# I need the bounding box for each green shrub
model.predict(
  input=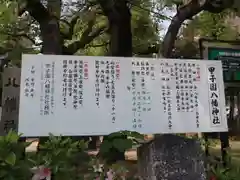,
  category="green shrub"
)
[0,130,33,180]
[0,131,141,179]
